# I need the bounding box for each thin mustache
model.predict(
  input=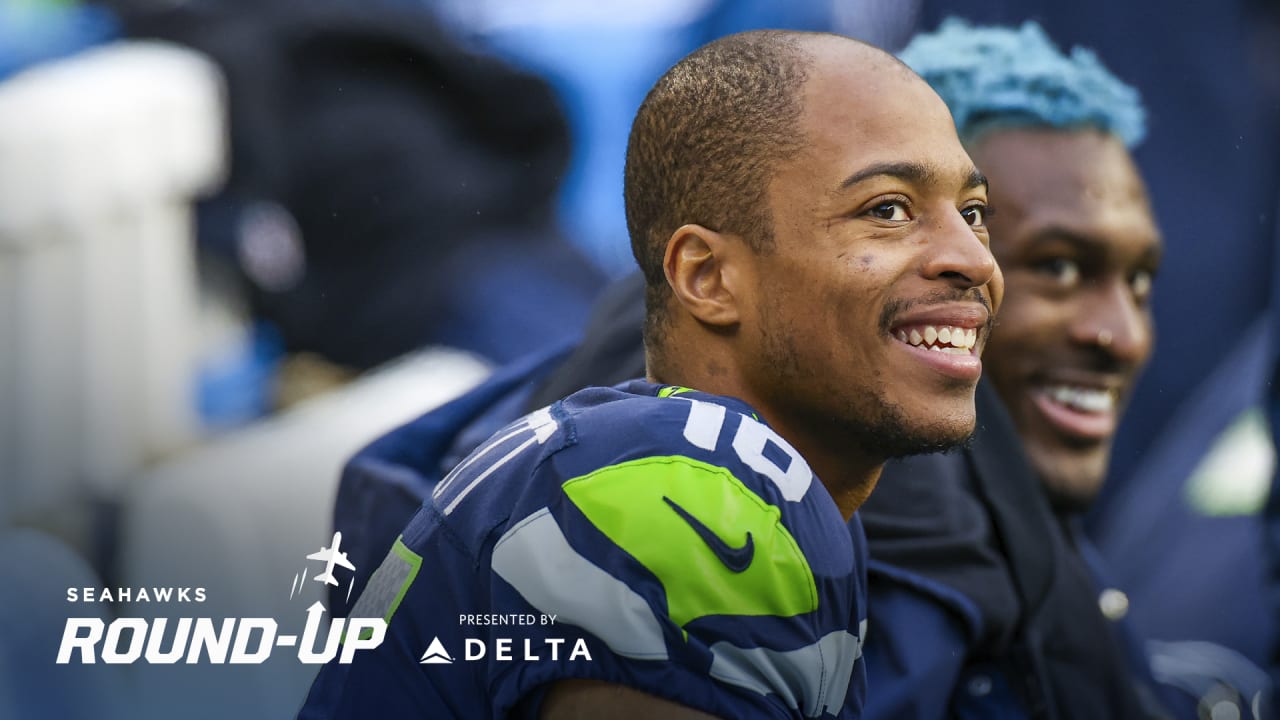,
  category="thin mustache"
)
[878,289,994,336]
